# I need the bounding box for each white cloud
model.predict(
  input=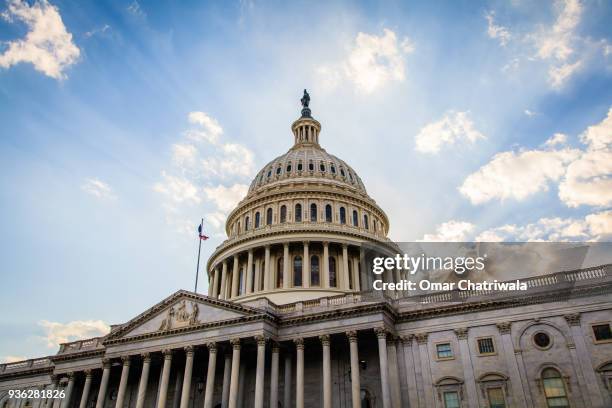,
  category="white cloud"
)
[544,133,567,147]
[476,210,612,241]
[203,184,248,213]
[579,107,612,149]
[38,320,110,349]
[1,355,27,363]
[153,172,201,205]
[186,111,223,145]
[126,0,146,17]
[415,111,485,154]
[533,0,582,62]
[420,220,475,242]
[201,143,255,180]
[318,29,414,94]
[459,148,580,204]
[81,178,116,200]
[206,211,227,229]
[485,11,511,46]
[0,0,80,79]
[548,60,582,89]
[524,109,538,117]
[172,143,198,169]
[84,24,110,39]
